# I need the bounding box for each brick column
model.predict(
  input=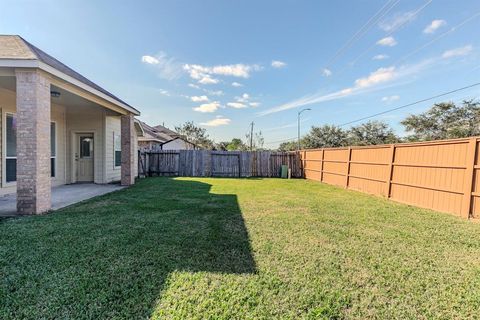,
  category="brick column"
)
[16,70,51,214]
[121,114,135,186]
